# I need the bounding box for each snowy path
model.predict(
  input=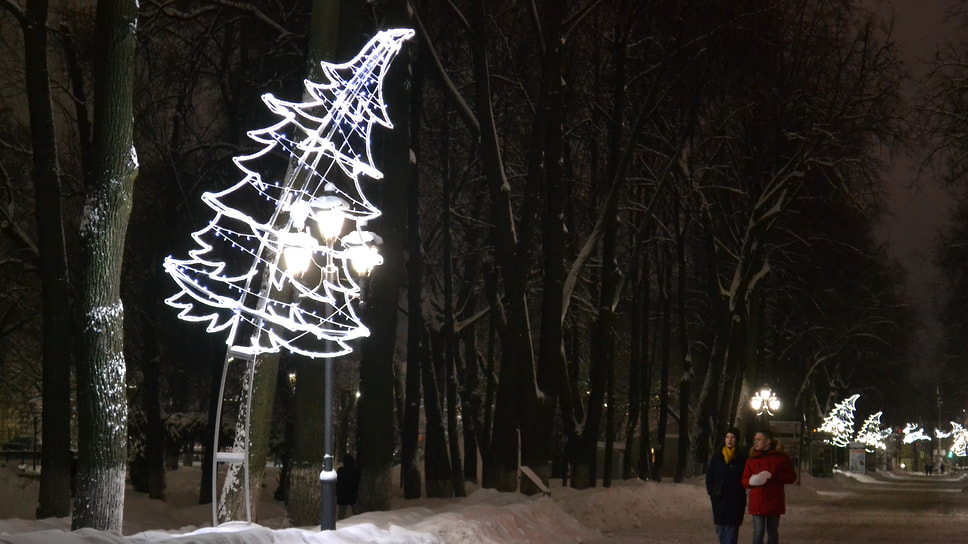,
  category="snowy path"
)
[4,462,968,543]
[584,470,968,543]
